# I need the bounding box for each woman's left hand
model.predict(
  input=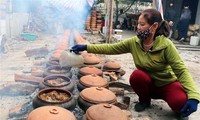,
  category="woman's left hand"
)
[180,99,199,117]
[70,45,87,54]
